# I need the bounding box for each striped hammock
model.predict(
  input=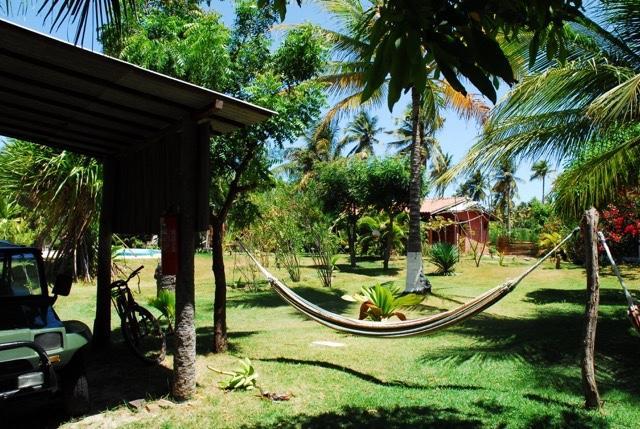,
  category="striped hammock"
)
[239,228,579,338]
